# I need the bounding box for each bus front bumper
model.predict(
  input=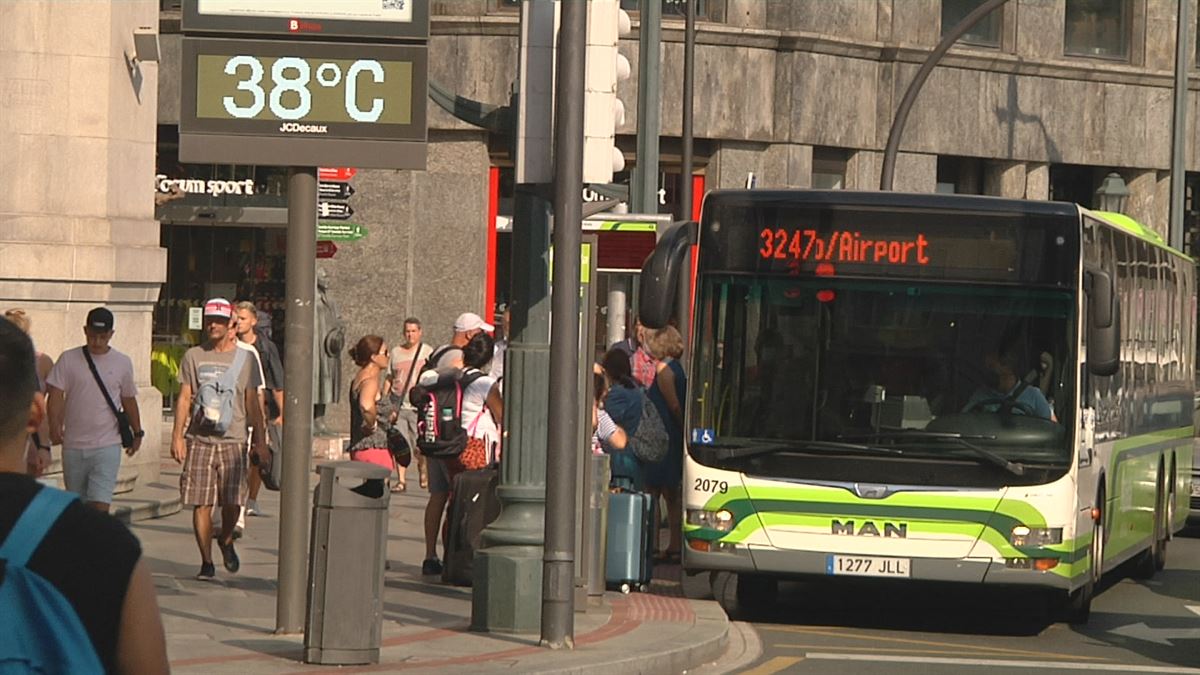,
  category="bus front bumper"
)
[684,545,1073,590]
